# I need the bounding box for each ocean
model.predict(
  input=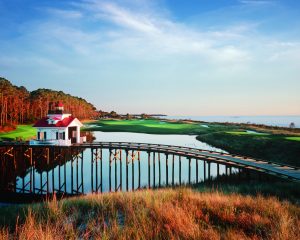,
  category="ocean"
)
[162,115,300,128]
